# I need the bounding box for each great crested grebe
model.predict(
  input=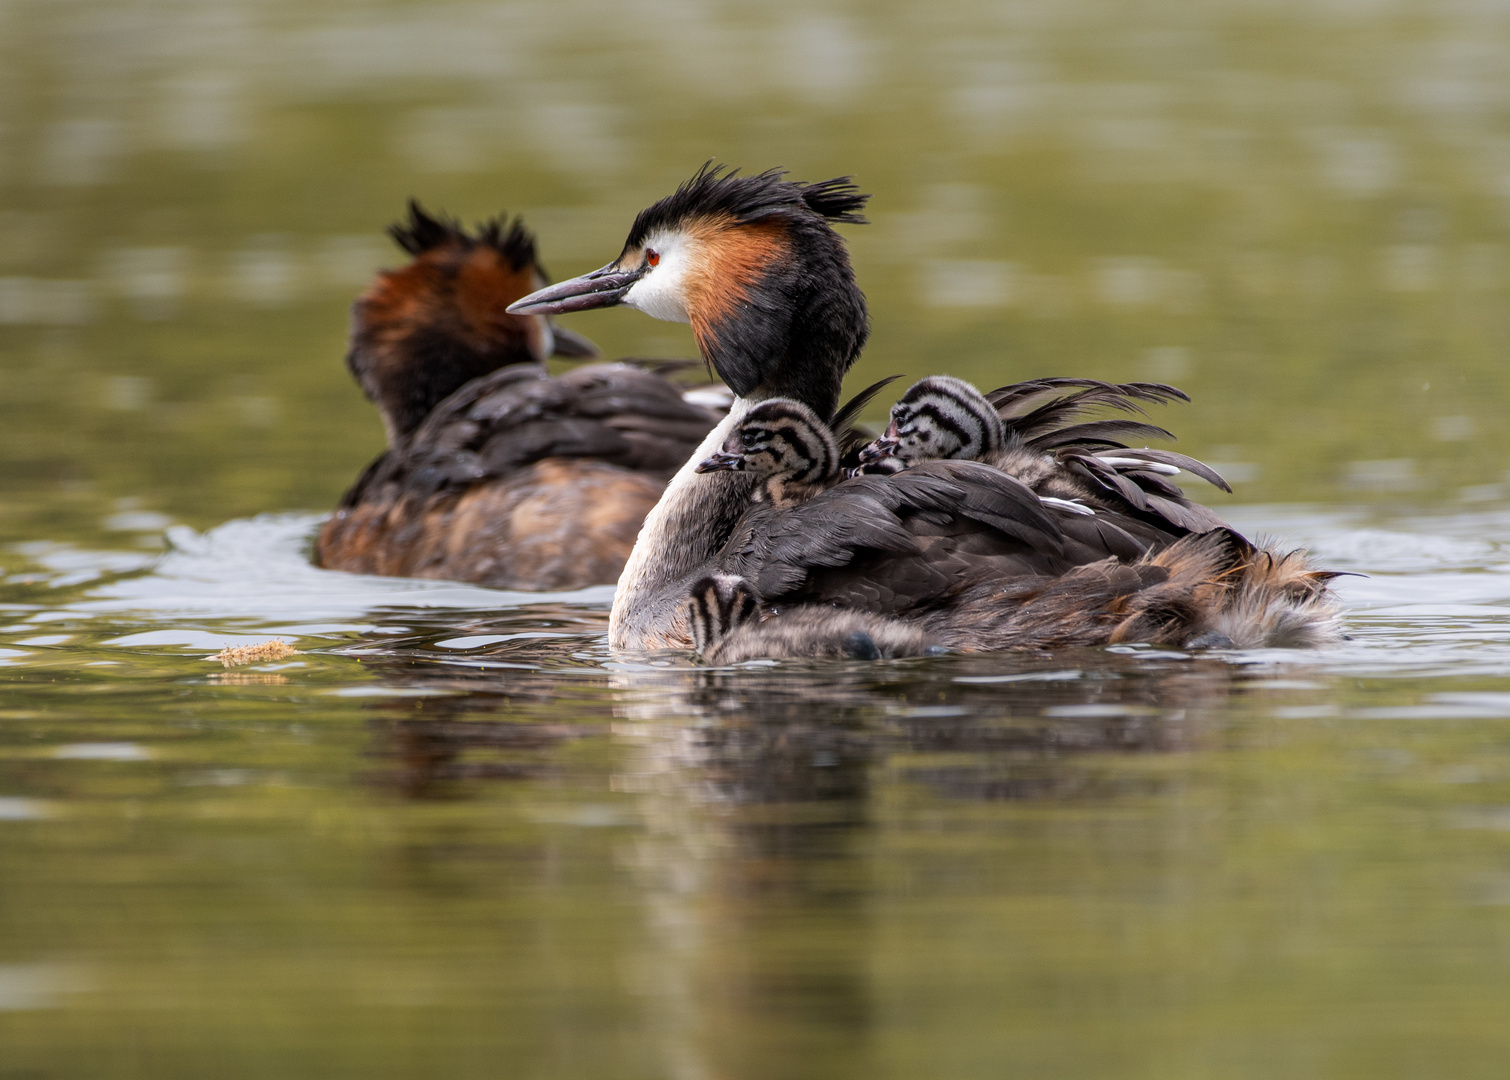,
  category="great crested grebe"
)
[507,165,1340,652]
[316,202,721,591]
